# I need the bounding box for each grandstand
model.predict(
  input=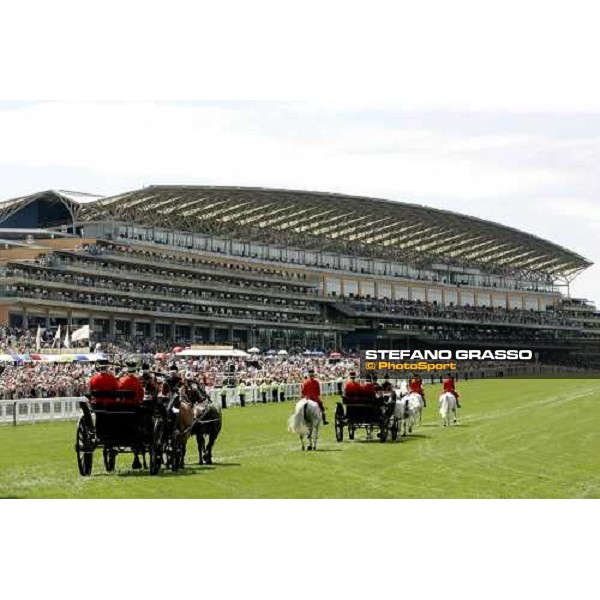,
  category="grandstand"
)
[0,186,598,365]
